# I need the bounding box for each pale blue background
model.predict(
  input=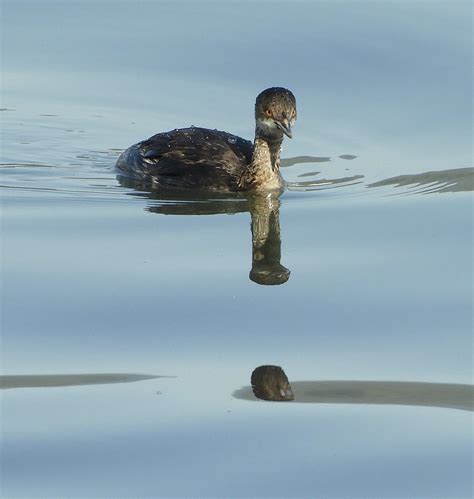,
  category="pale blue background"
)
[1,1,472,497]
